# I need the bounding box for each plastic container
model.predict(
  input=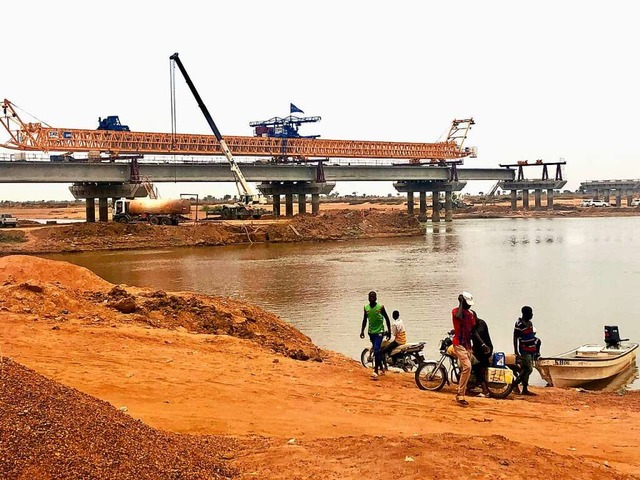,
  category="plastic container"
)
[492,352,505,368]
